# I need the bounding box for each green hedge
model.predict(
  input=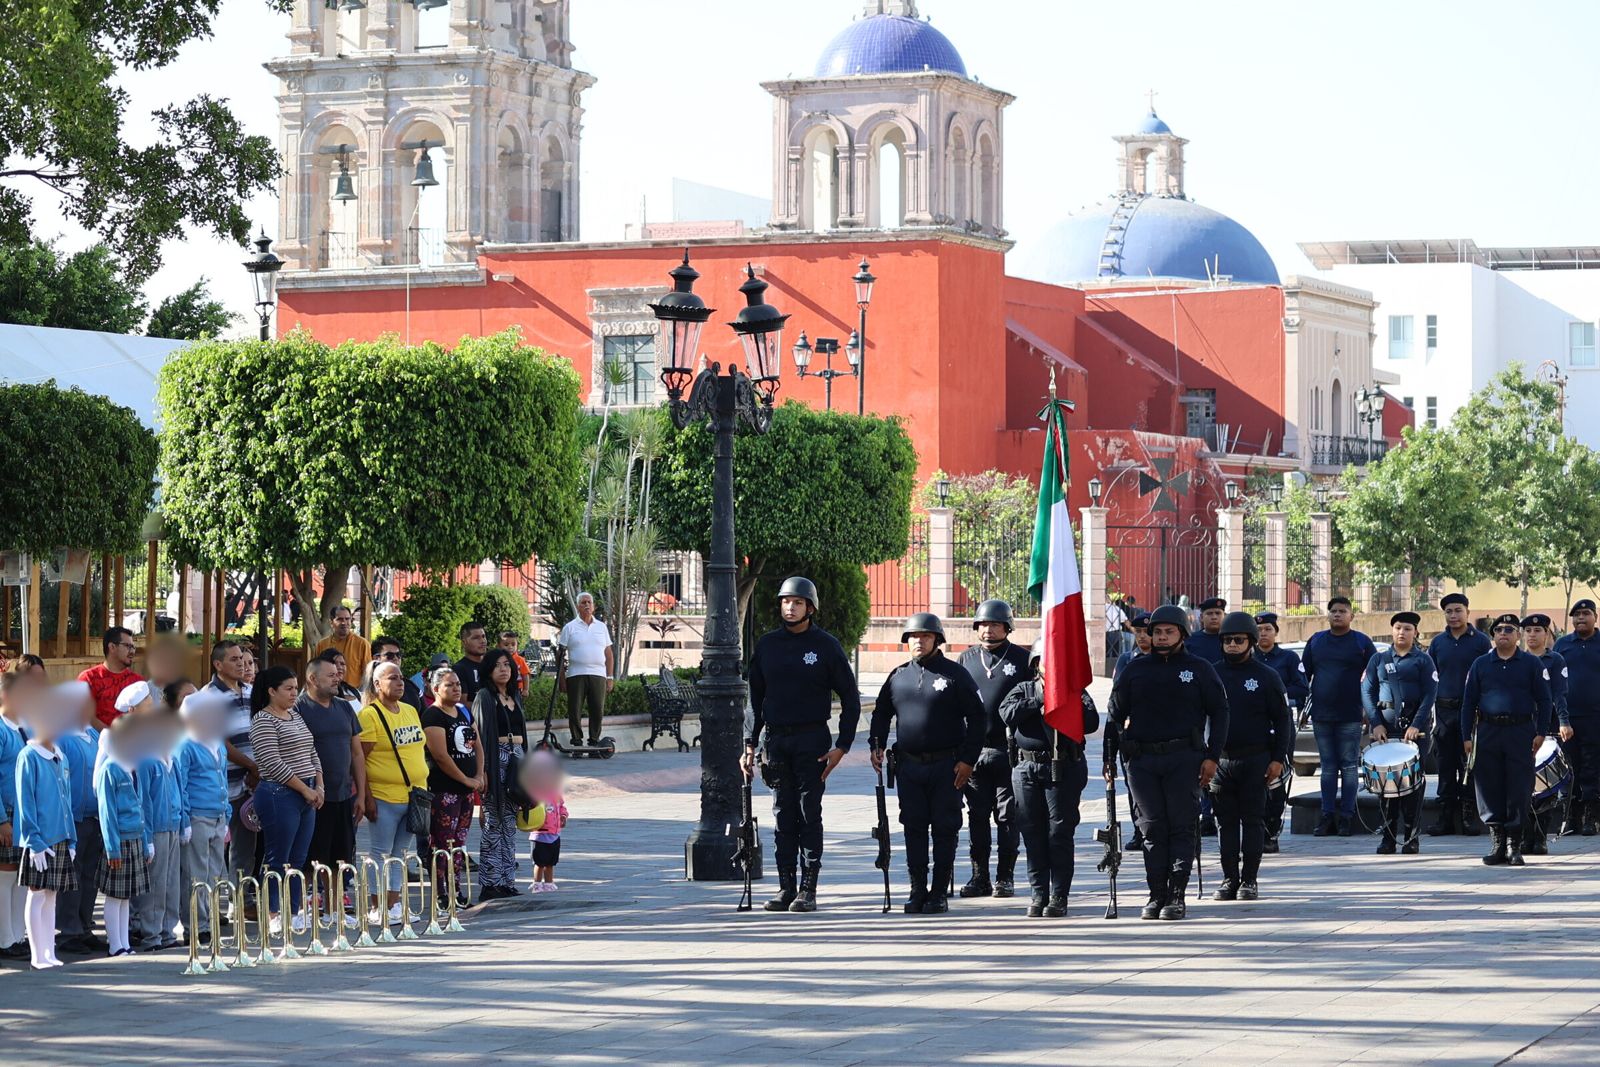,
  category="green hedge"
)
[383,583,532,664]
[522,667,699,722]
